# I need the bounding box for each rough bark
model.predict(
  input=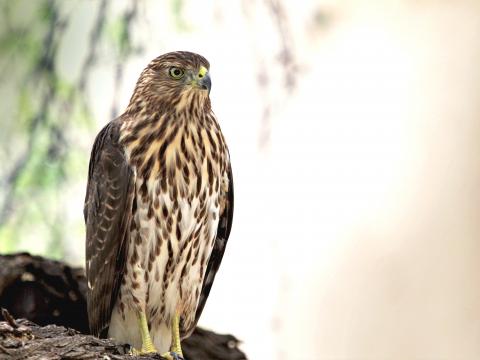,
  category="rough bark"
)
[0,253,246,360]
